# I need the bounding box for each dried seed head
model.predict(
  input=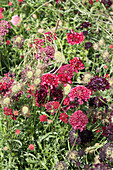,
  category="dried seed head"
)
[34,78,41,86]
[54,51,65,63]
[26,71,33,79]
[64,84,71,95]
[98,38,105,46]
[2,97,10,105]
[93,43,99,50]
